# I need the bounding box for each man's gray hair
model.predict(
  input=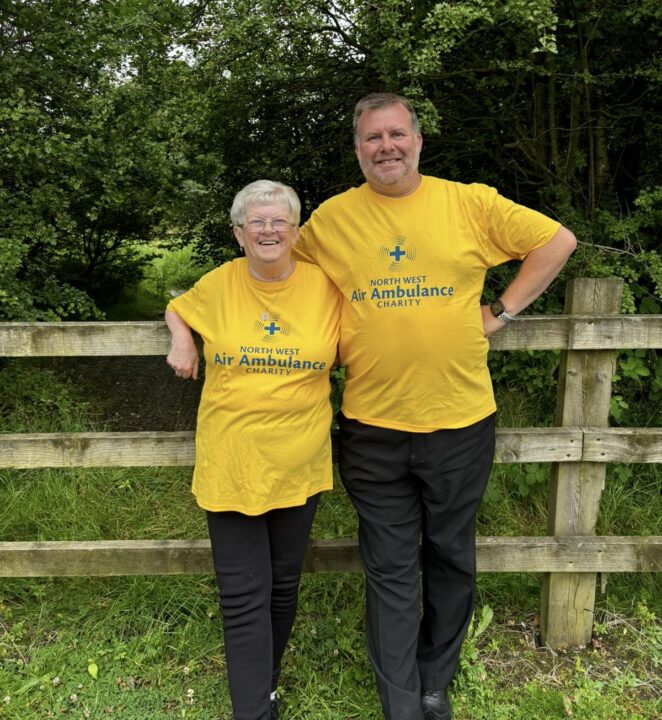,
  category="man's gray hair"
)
[353,92,421,143]
[230,180,301,226]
